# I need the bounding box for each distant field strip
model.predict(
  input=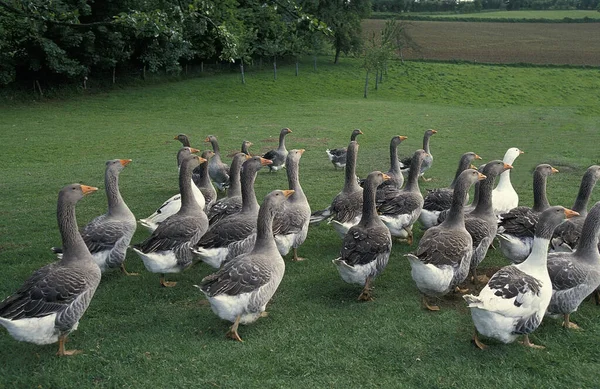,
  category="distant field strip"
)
[363,20,600,65]
[410,10,600,19]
